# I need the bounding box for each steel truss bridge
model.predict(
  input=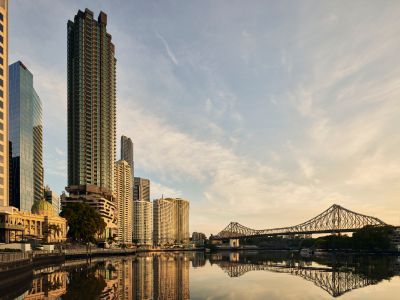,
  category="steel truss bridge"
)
[215,261,380,297]
[213,204,387,240]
